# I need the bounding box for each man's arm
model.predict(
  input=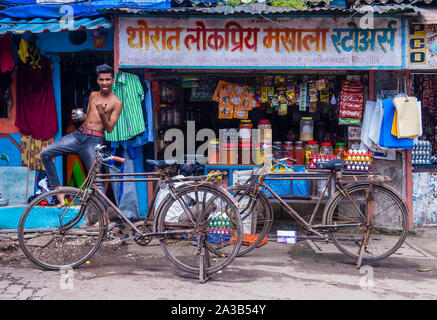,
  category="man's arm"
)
[96,99,122,133]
